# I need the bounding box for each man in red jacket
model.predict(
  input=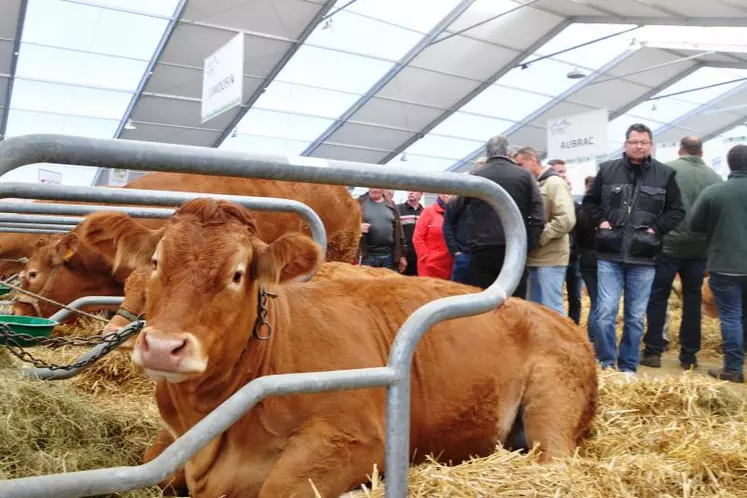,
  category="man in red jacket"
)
[412,194,453,280]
